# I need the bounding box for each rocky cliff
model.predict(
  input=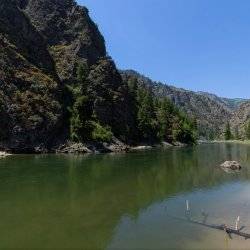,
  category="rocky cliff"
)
[0,0,131,152]
[0,0,63,152]
[18,0,106,82]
